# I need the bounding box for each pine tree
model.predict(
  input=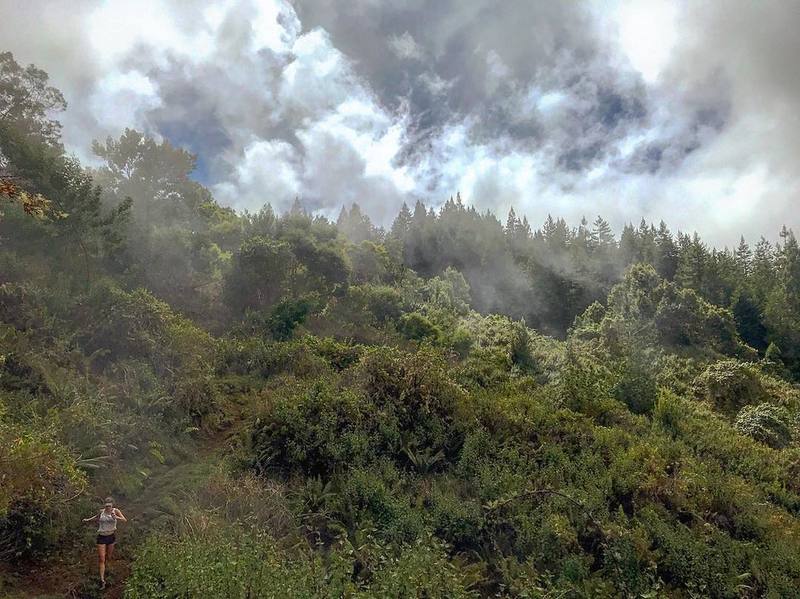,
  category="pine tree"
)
[764,228,800,377]
[505,207,519,239]
[778,227,800,300]
[336,203,375,243]
[751,237,775,306]
[619,224,639,266]
[591,216,615,252]
[519,215,532,240]
[735,236,752,276]
[571,217,591,272]
[289,197,305,216]
[654,221,678,280]
[390,202,412,240]
[676,233,707,292]
[335,205,347,228]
